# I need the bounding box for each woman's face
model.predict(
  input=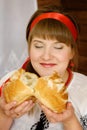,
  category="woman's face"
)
[29,37,74,77]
